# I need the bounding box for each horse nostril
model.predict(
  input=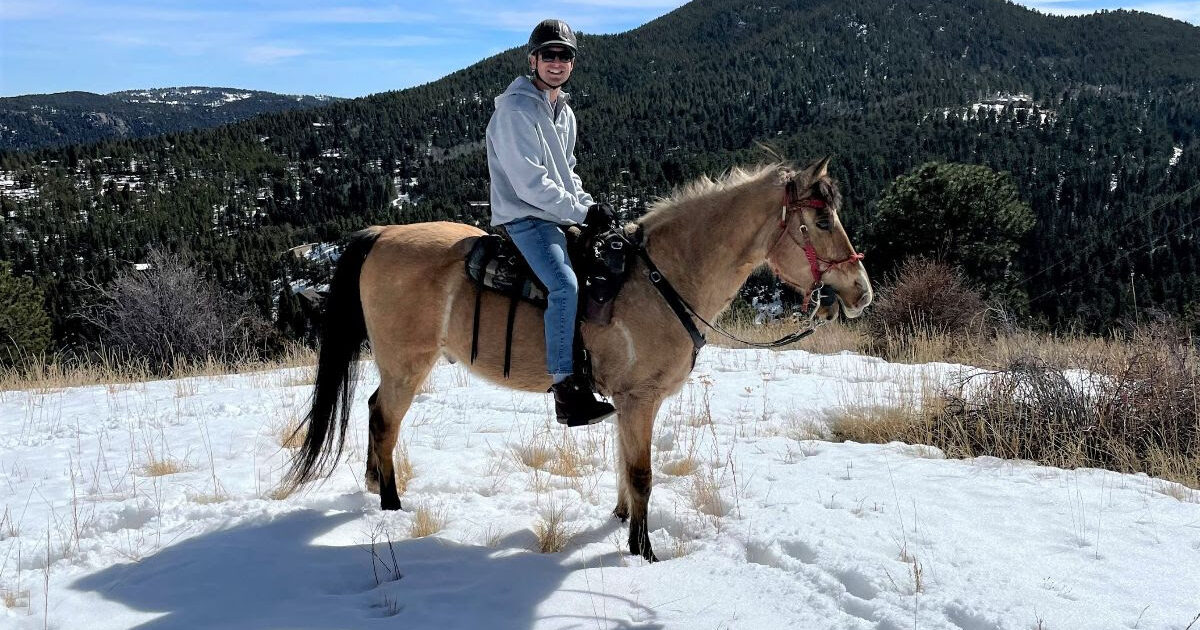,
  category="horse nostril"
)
[854,280,873,306]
